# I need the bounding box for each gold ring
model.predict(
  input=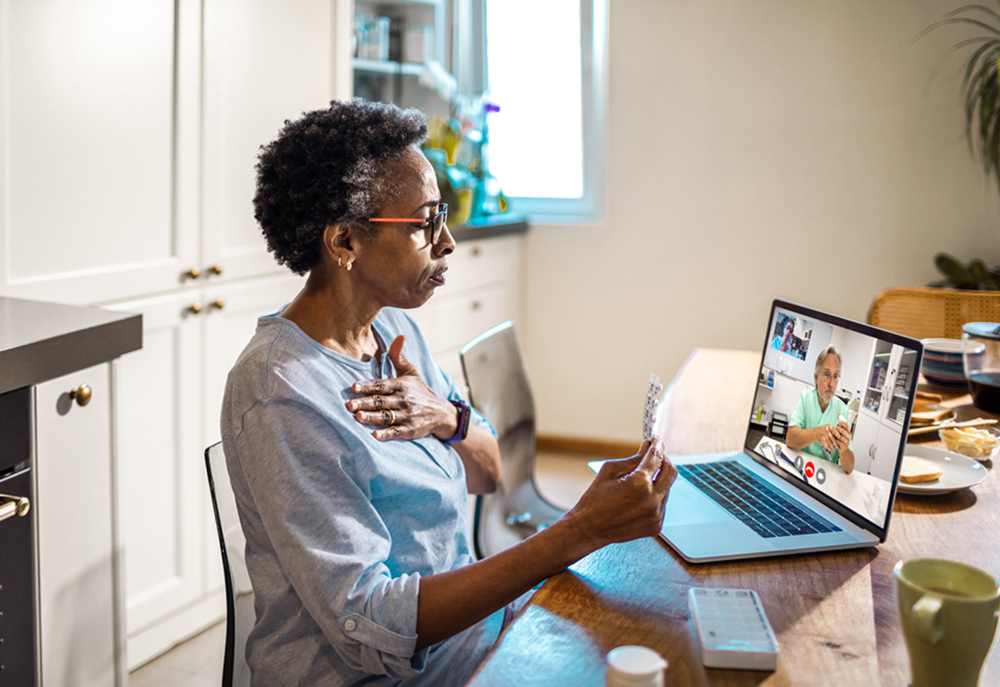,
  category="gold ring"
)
[385,409,396,426]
